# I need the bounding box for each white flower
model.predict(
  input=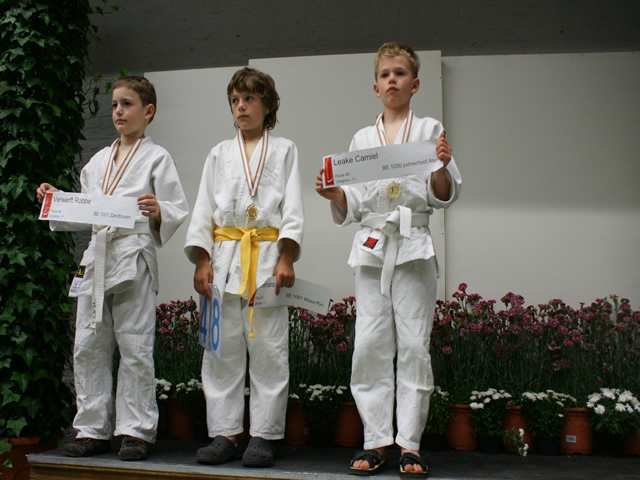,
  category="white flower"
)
[484,398,491,404]
[601,388,616,400]
[594,405,605,415]
[588,393,602,403]
[615,403,626,412]
[470,402,484,410]
[619,391,633,403]
[159,393,168,400]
